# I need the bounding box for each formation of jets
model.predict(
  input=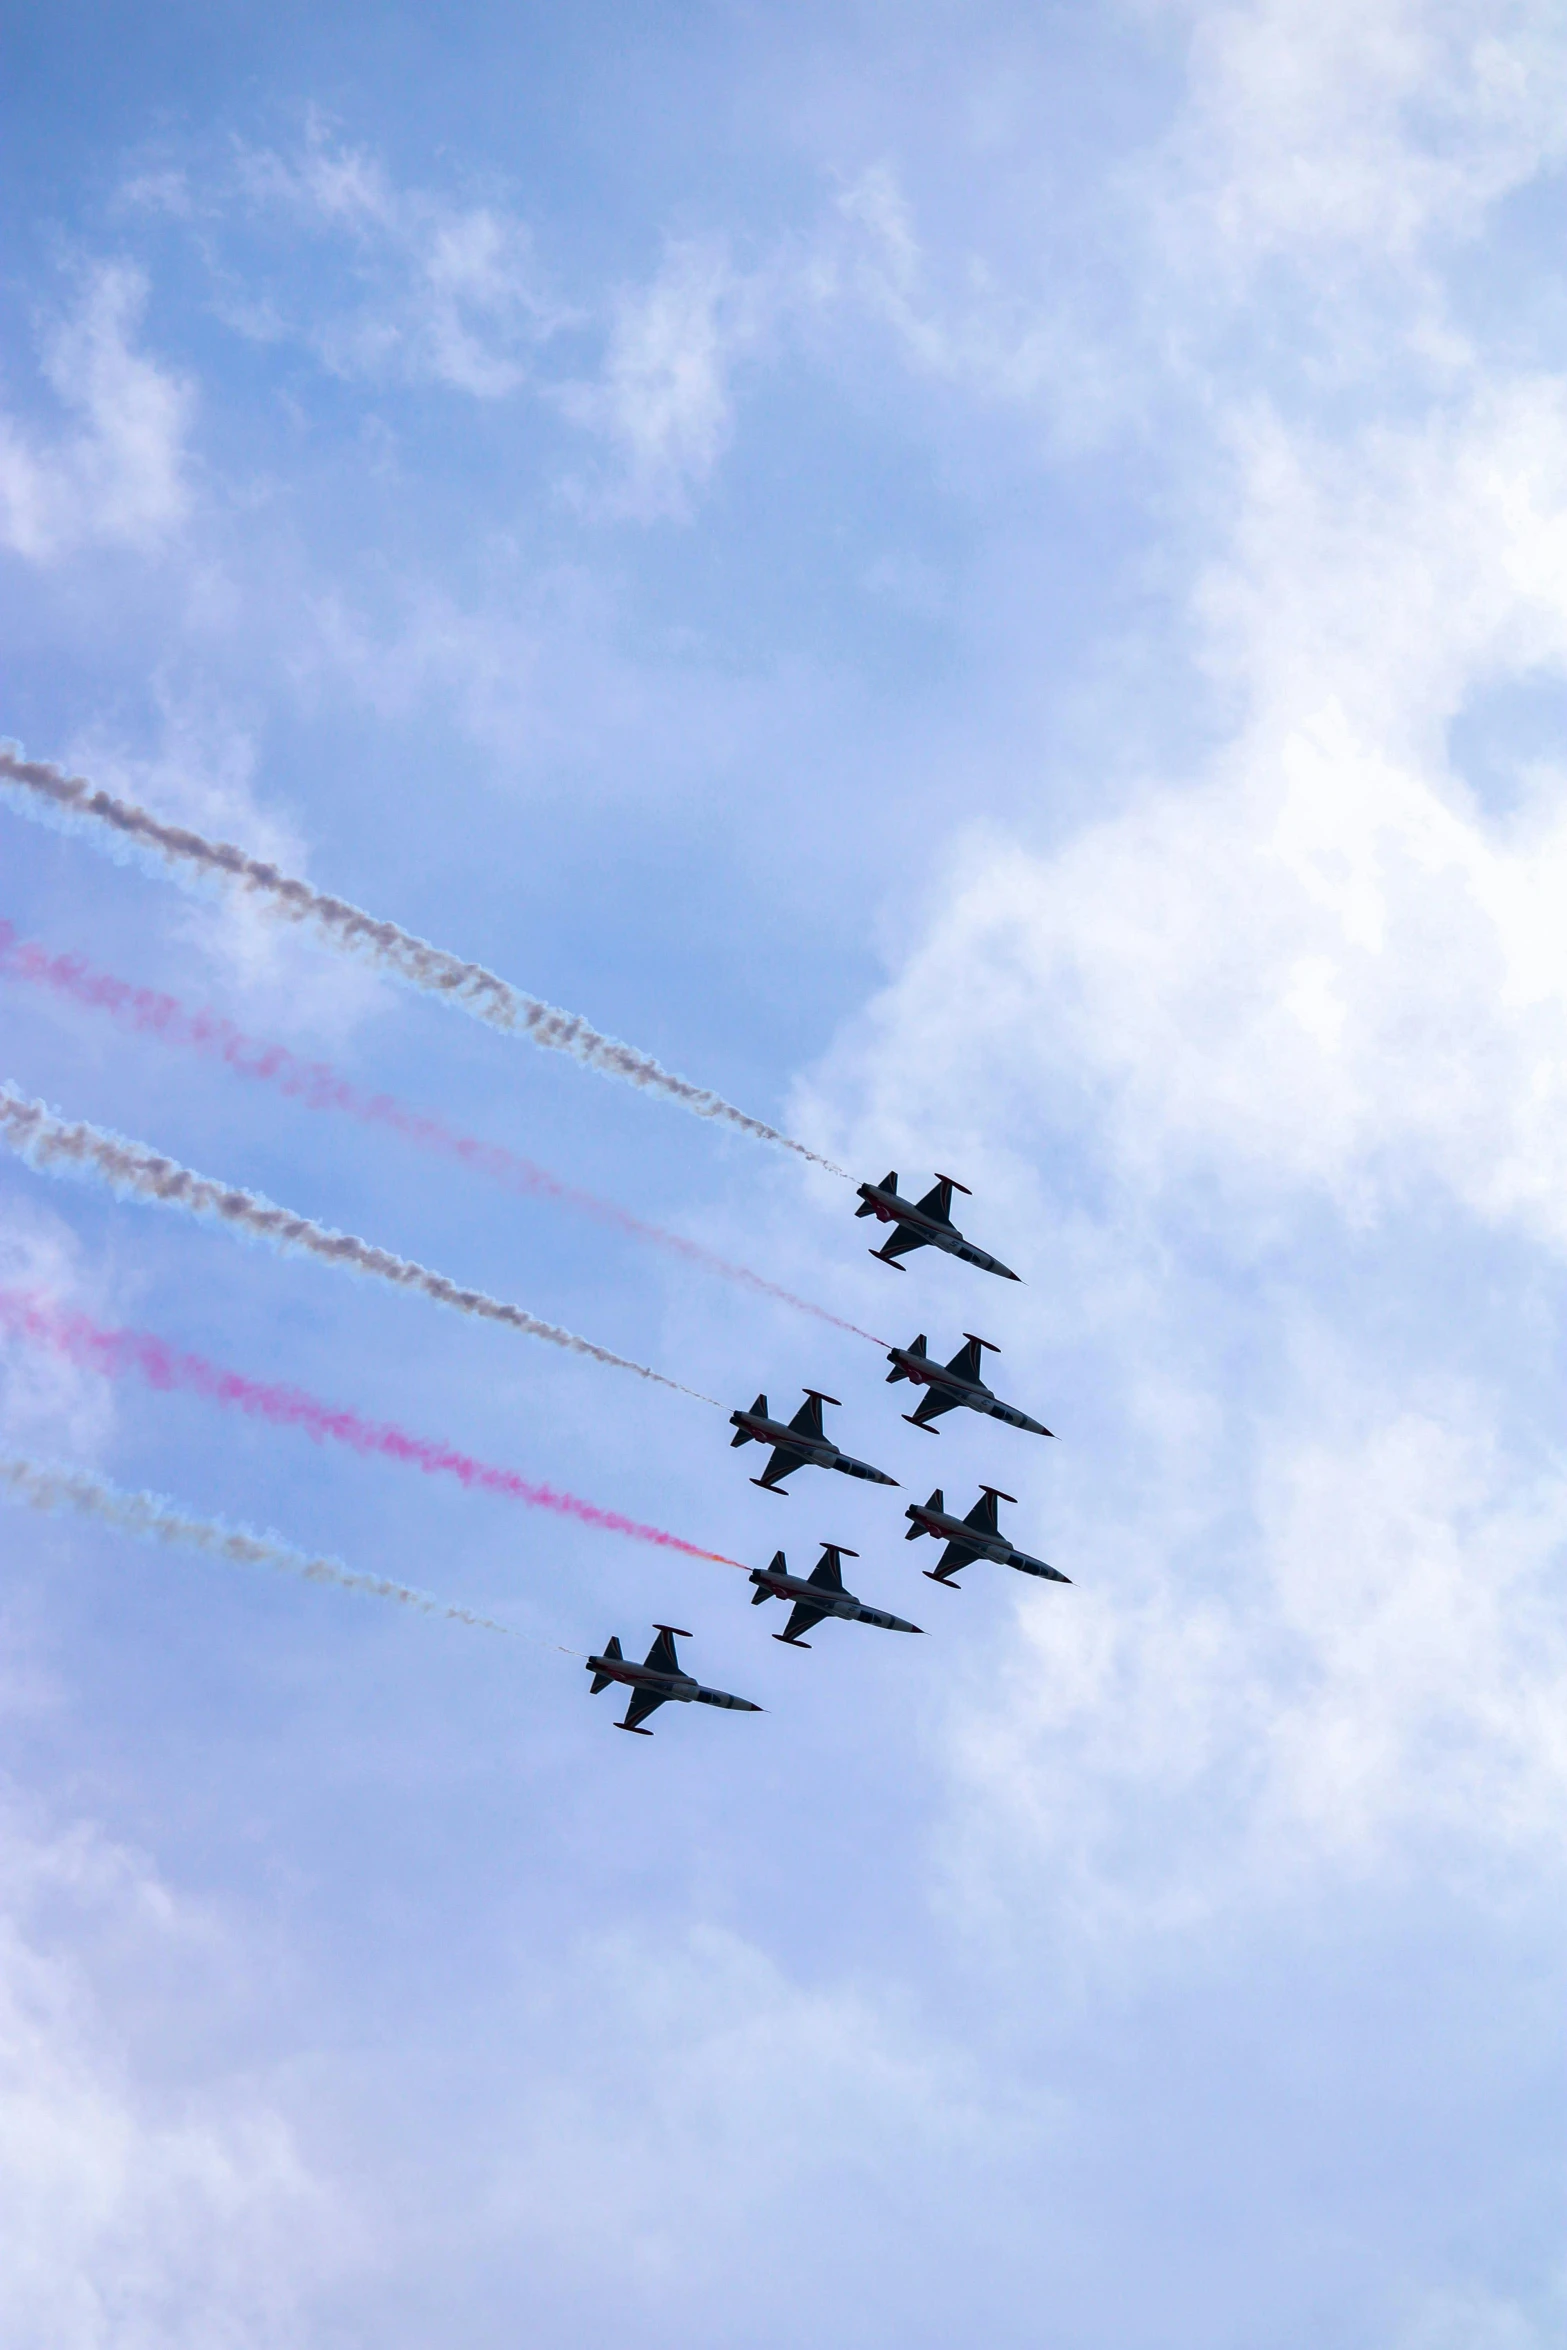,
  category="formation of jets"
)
[591,1175,1064,1734]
